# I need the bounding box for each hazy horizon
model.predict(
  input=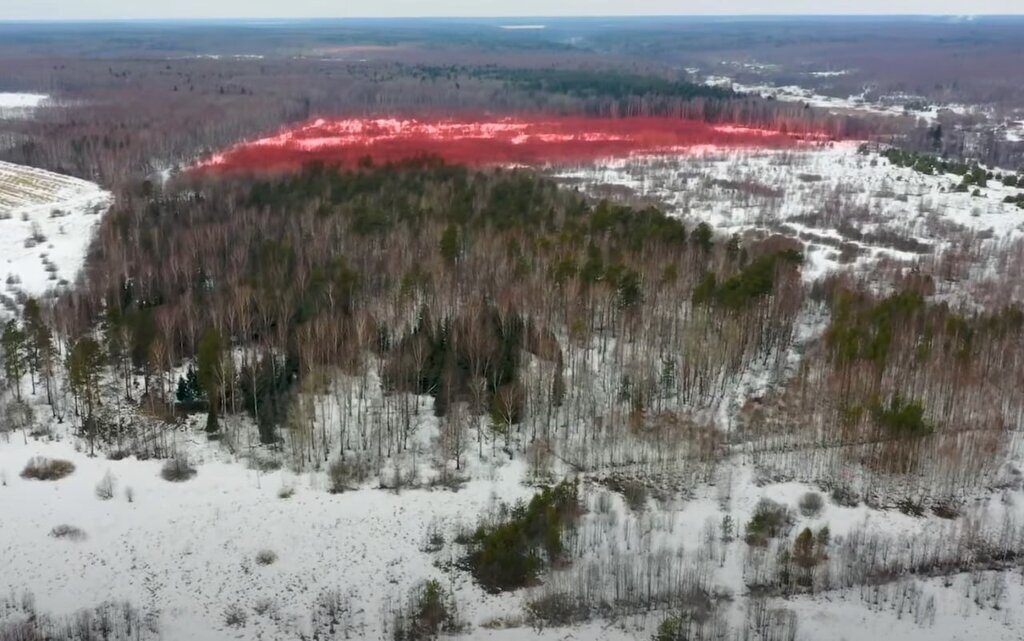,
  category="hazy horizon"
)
[3,0,1024,22]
